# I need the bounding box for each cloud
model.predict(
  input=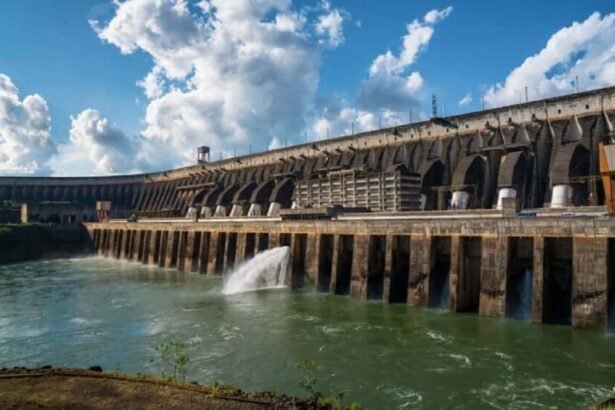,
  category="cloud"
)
[357,7,452,112]
[368,6,452,77]
[49,109,137,176]
[316,7,451,139]
[316,7,346,47]
[0,73,56,175]
[137,66,165,99]
[92,0,347,171]
[311,94,407,139]
[484,12,615,107]
[458,92,472,107]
